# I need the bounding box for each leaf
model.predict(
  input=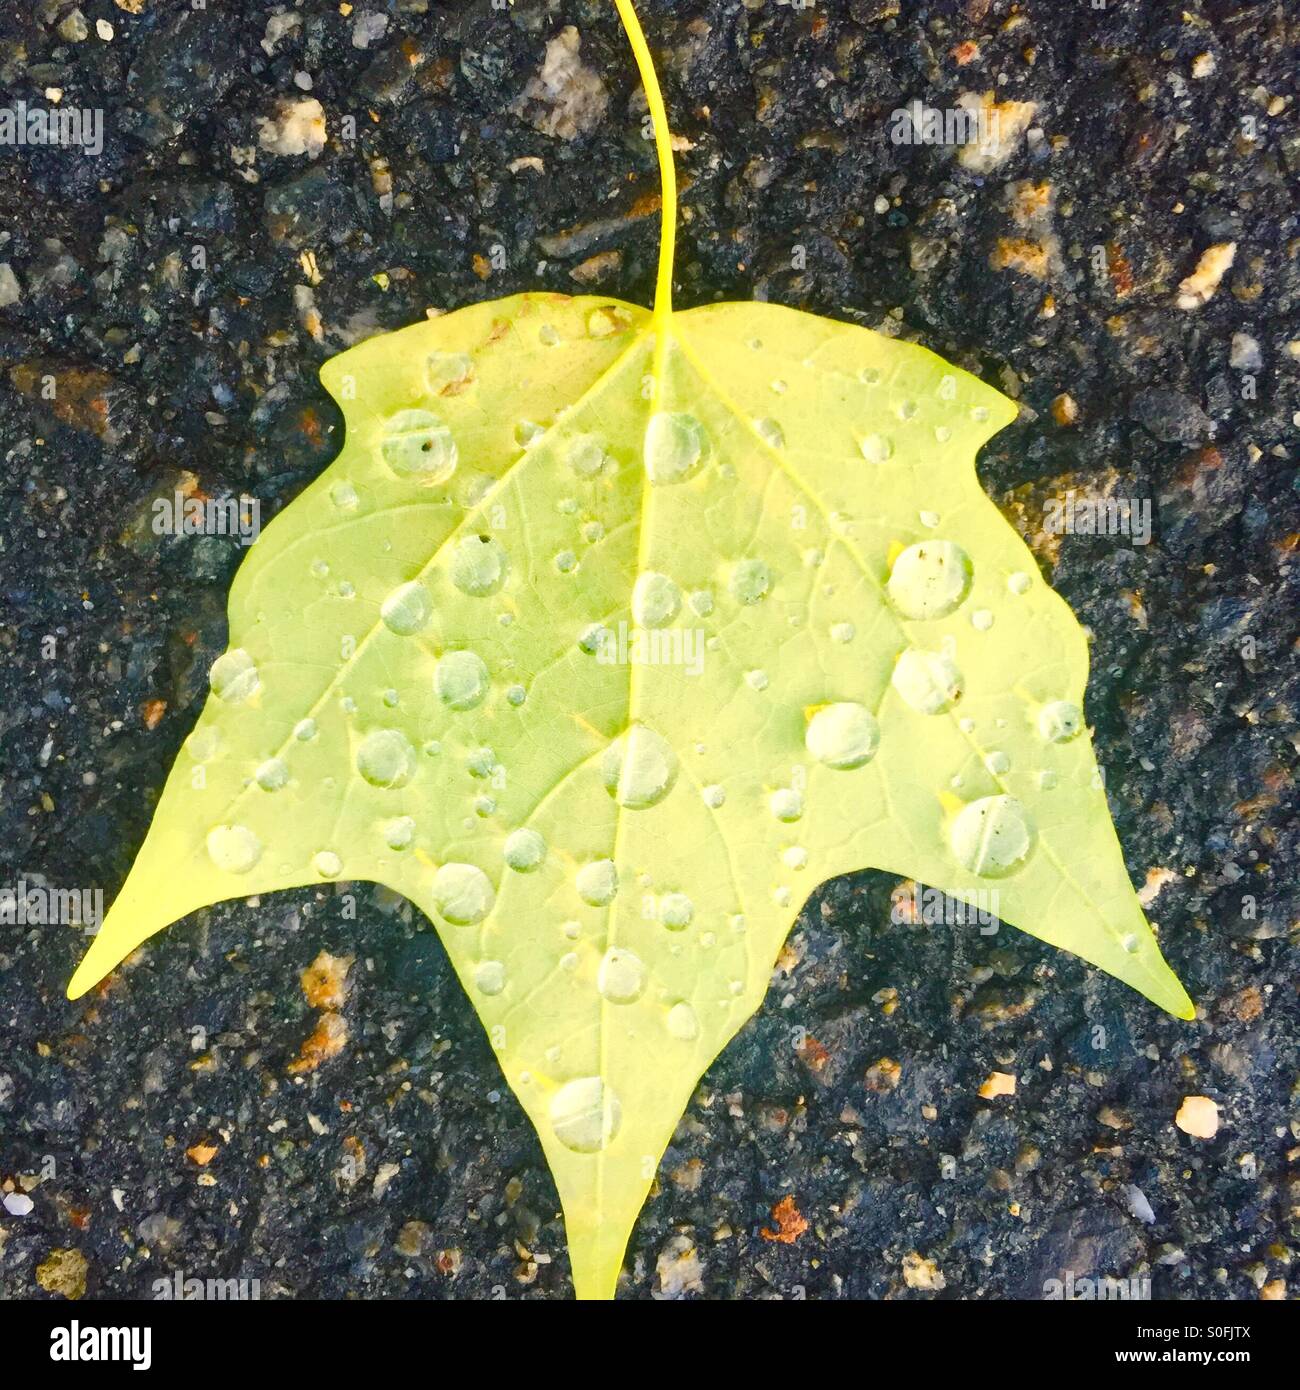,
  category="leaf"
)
[69,0,1191,1300]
